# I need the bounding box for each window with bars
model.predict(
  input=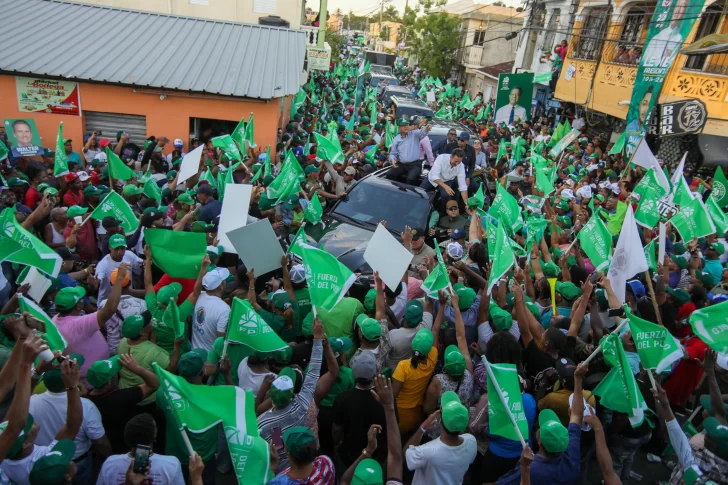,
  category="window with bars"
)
[685,1,727,71]
[571,7,612,61]
[602,5,654,66]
